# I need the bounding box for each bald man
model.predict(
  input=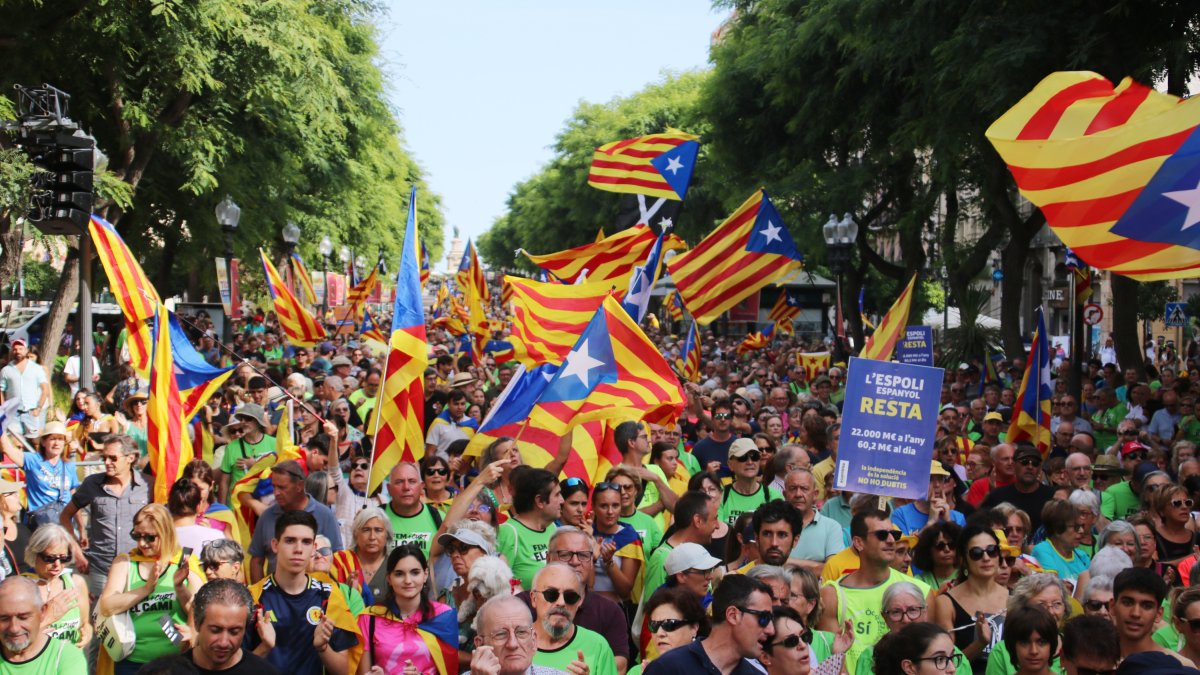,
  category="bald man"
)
[0,576,86,670]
